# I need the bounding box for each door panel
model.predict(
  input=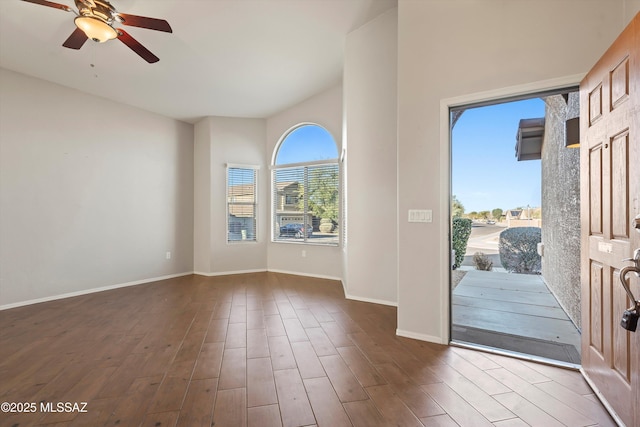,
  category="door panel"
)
[589,261,604,353]
[589,145,603,234]
[580,12,639,427]
[611,132,629,238]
